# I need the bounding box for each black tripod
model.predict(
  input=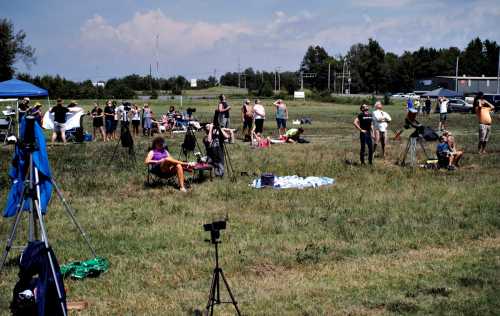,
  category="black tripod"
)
[109,121,136,165]
[212,125,236,182]
[179,124,204,161]
[398,134,431,167]
[204,227,241,316]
